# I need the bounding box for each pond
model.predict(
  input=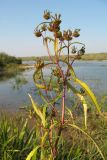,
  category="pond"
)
[0,60,107,110]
